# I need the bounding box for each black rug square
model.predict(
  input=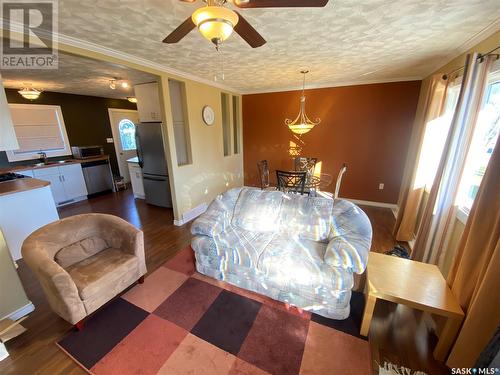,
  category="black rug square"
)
[58,298,149,369]
[191,289,262,355]
[311,291,367,340]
